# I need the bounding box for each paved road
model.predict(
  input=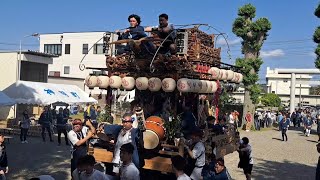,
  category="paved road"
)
[6,135,71,180]
[4,126,319,180]
[224,127,319,180]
